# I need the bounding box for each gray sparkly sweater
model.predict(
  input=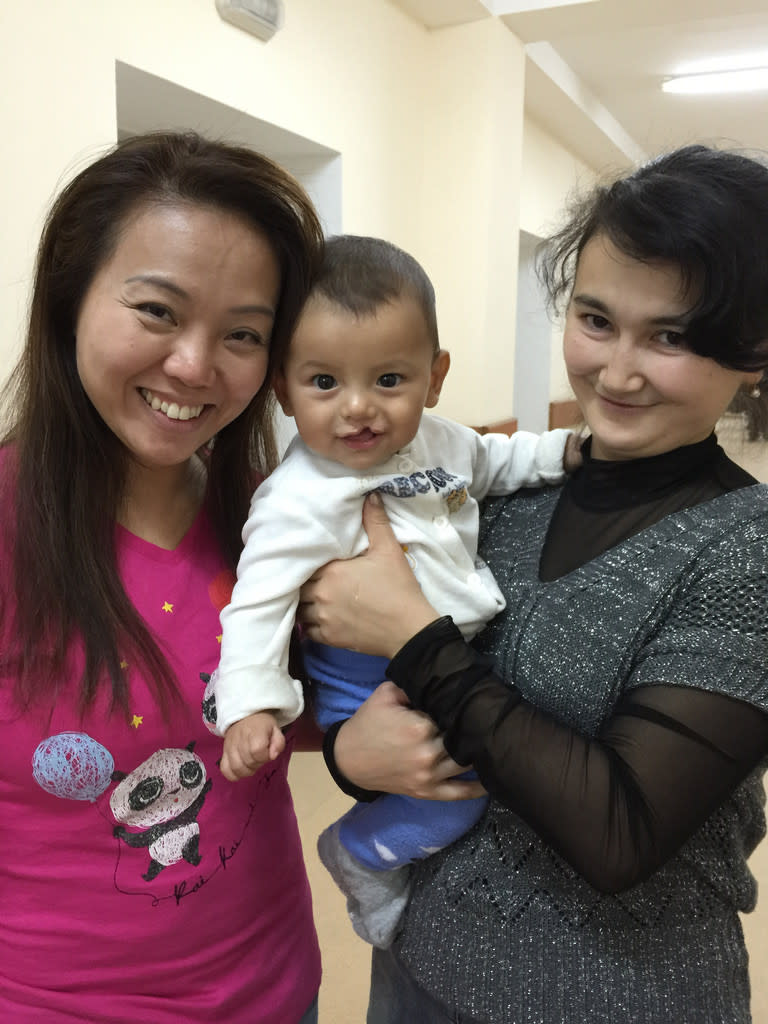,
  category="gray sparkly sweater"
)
[392,483,768,1024]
